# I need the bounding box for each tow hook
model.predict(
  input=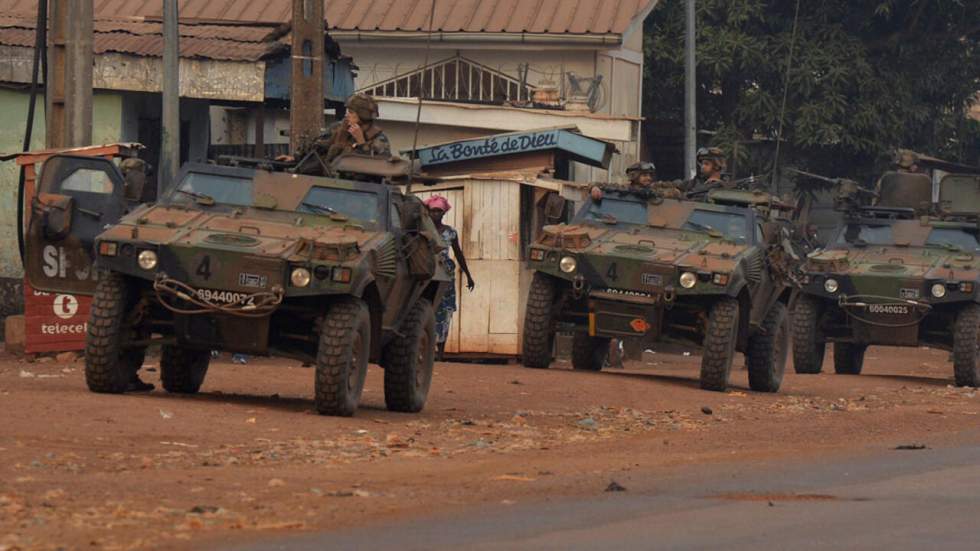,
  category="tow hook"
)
[572,275,586,298]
